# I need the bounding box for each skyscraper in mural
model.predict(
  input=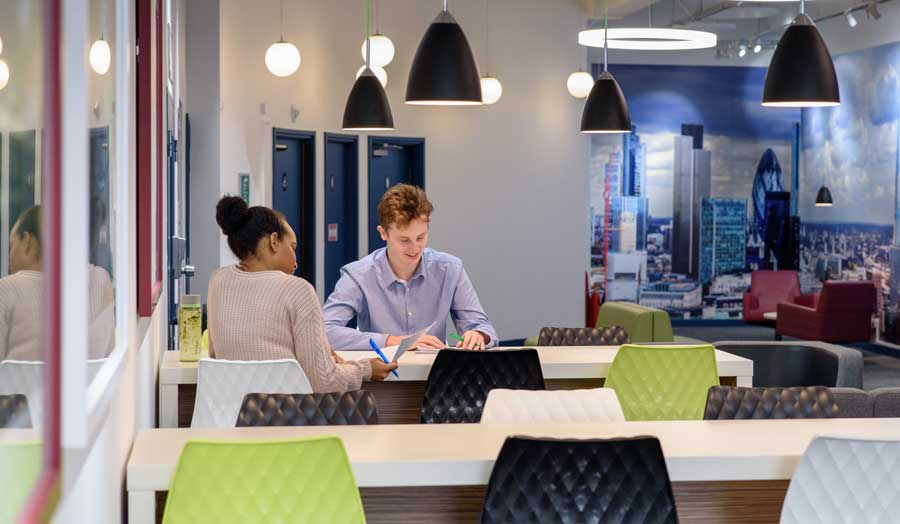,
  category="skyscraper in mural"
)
[622,125,647,197]
[603,127,649,253]
[700,198,747,284]
[751,149,785,241]
[609,196,648,252]
[672,125,711,278]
